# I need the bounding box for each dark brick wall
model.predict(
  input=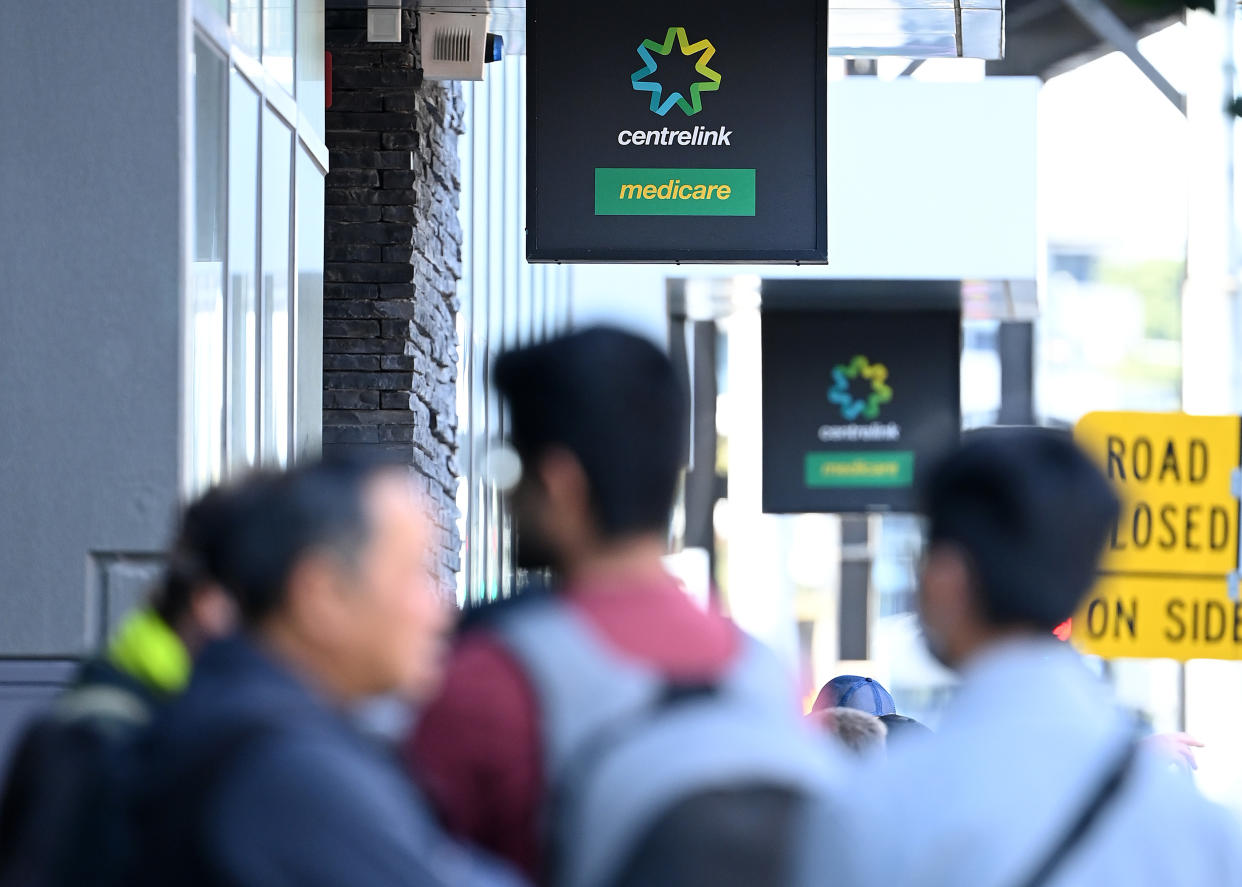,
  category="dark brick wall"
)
[324,8,464,595]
